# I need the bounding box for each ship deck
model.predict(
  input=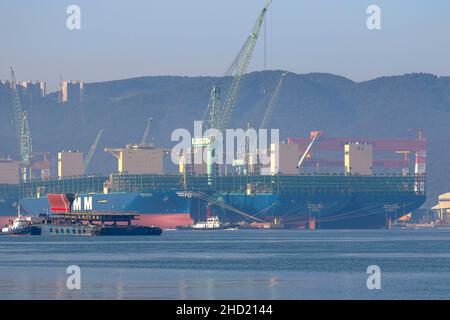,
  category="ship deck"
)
[18,173,426,198]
